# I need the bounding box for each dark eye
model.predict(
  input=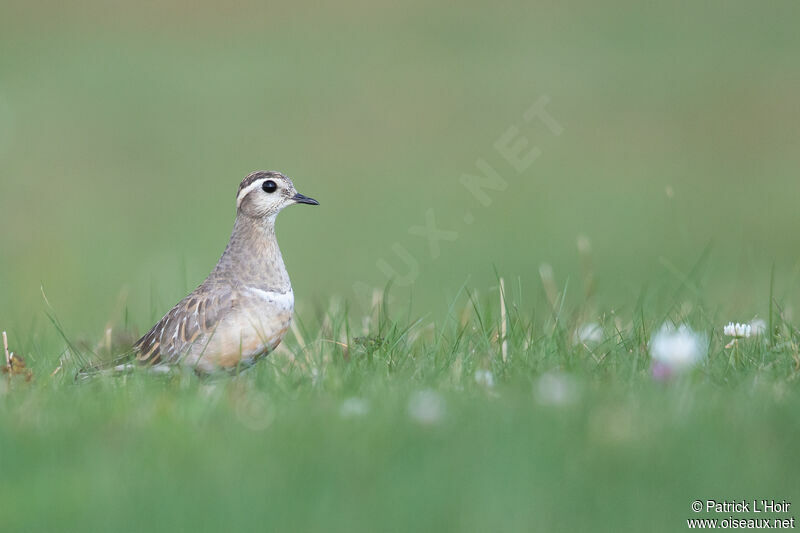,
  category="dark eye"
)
[262,180,277,193]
